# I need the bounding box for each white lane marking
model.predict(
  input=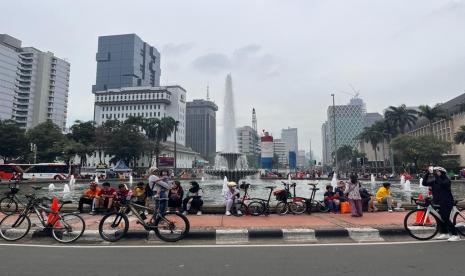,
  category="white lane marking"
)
[0,239,457,249]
